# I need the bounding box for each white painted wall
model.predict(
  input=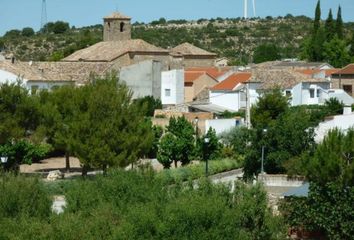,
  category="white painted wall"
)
[209,91,240,111]
[0,69,73,93]
[292,83,303,106]
[161,69,184,105]
[205,118,244,135]
[315,113,354,143]
[26,81,72,93]
[0,69,24,85]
